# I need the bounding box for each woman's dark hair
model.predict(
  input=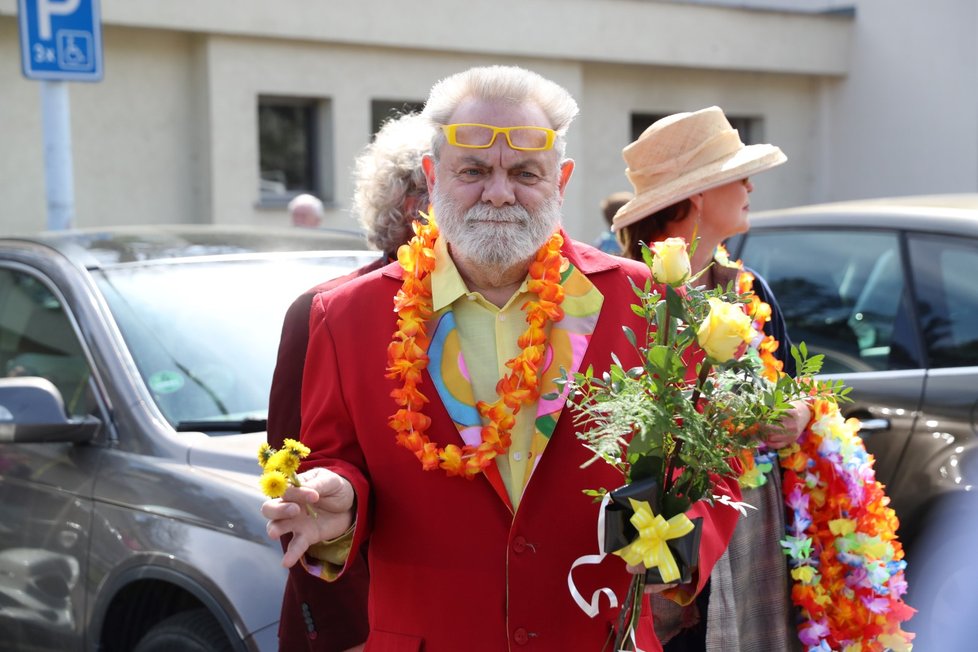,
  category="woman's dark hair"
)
[617,199,694,260]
